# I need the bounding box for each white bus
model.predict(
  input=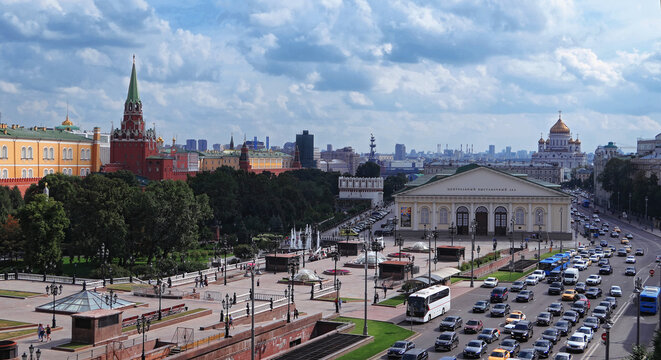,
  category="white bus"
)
[406,285,451,323]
